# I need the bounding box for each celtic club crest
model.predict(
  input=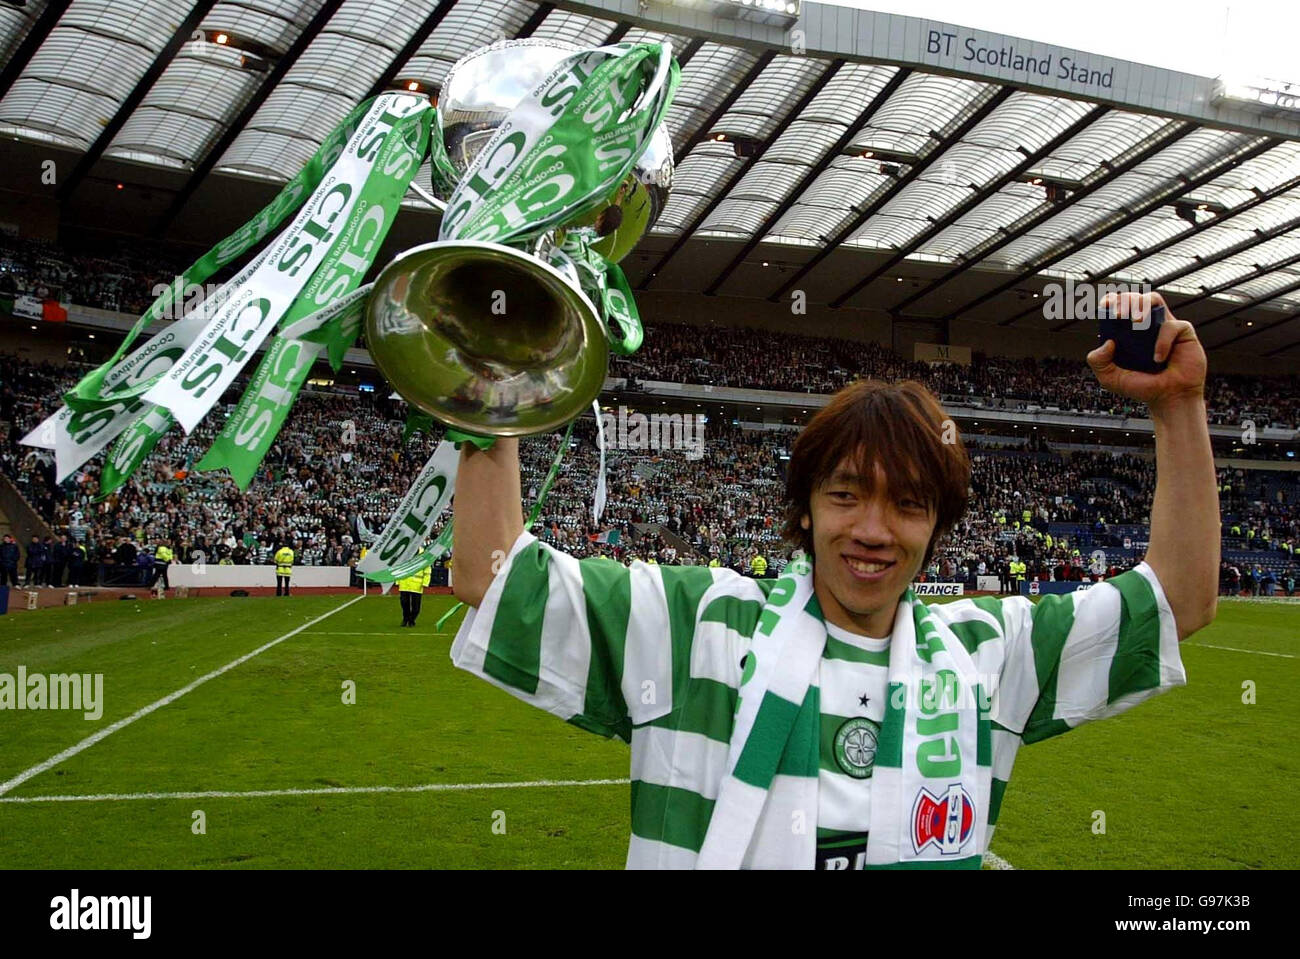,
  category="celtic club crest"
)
[833,717,880,779]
